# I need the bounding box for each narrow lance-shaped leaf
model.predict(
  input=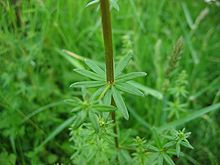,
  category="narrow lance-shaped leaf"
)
[103,89,112,105]
[115,54,132,76]
[38,116,75,149]
[86,0,99,7]
[73,111,87,129]
[112,86,129,120]
[128,81,163,100]
[92,104,116,112]
[115,82,144,97]
[70,81,105,88]
[74,68,104,80]
[89,112,99,132]
[163,154,175,165]
[110,0,120,11]
[85,59,105,76]
[116,72,147,83]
